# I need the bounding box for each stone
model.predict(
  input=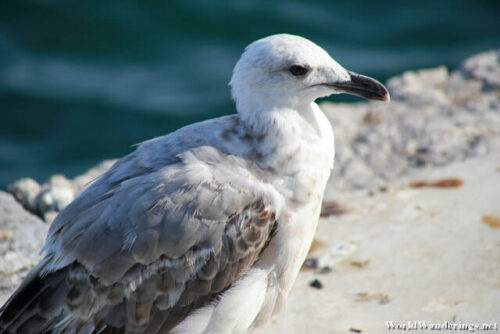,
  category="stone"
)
[7,177,41,213]
[0,191,47,304]
[322,49,500,195]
